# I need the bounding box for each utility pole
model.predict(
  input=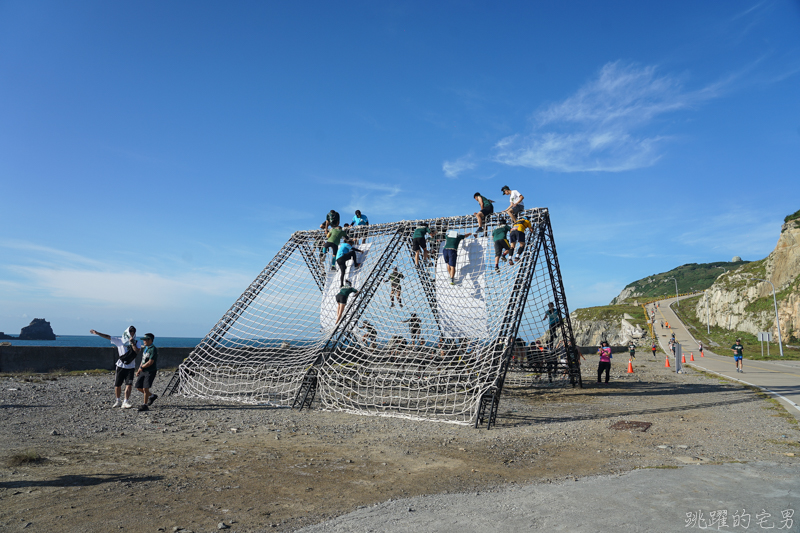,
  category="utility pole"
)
[668,277,679,307]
